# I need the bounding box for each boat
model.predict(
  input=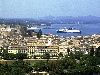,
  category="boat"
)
[56,27,81,33]
[27,27,42,30]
